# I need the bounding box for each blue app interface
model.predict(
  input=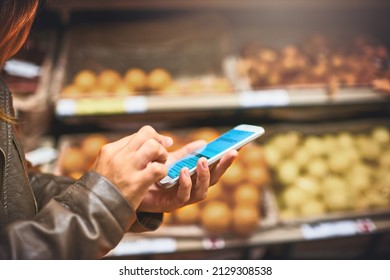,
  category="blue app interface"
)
[167,129,254,178]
